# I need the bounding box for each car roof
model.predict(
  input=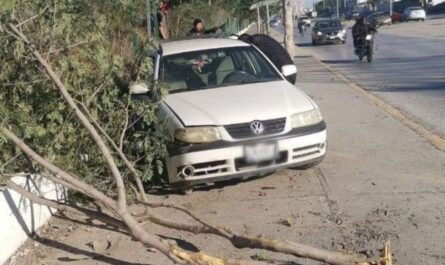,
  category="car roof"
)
[161,38,250,56]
